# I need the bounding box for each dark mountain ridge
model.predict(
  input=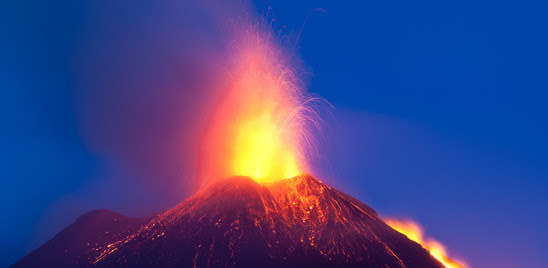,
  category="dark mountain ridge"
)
[13,175,445,268]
